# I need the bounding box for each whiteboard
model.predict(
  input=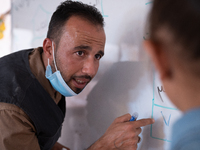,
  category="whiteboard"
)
[11,0,182,150]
